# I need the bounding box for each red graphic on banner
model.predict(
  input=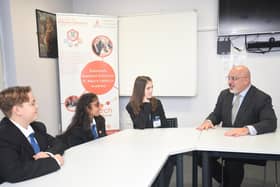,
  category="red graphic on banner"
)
[92,35,113,57]
[67,29,79,41]
[64,95,79,112]
[81,61,115,95]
